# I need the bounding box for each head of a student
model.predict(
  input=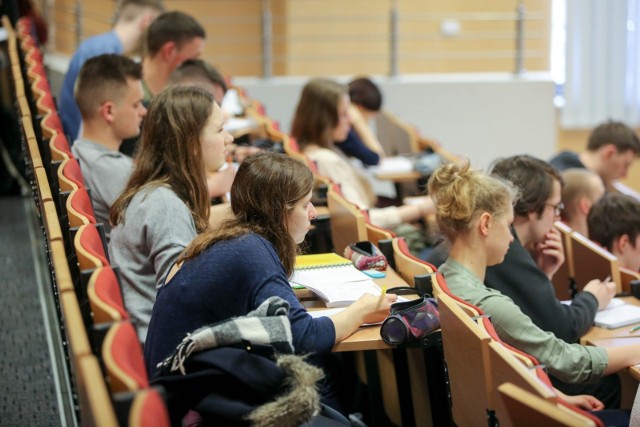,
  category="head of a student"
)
[291,78,351,150]
[427,161,518,266]
[111,85,232,232]
[169,59,227,104]
[144,11,206,70]
[348,76,382,120]
[588,193,640,271]
[74,54,146,139]
[180,152,316,276]
[113,0,164,53]
[560,168,605,230]
[490,155,564,246]
[586,120,640,183]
